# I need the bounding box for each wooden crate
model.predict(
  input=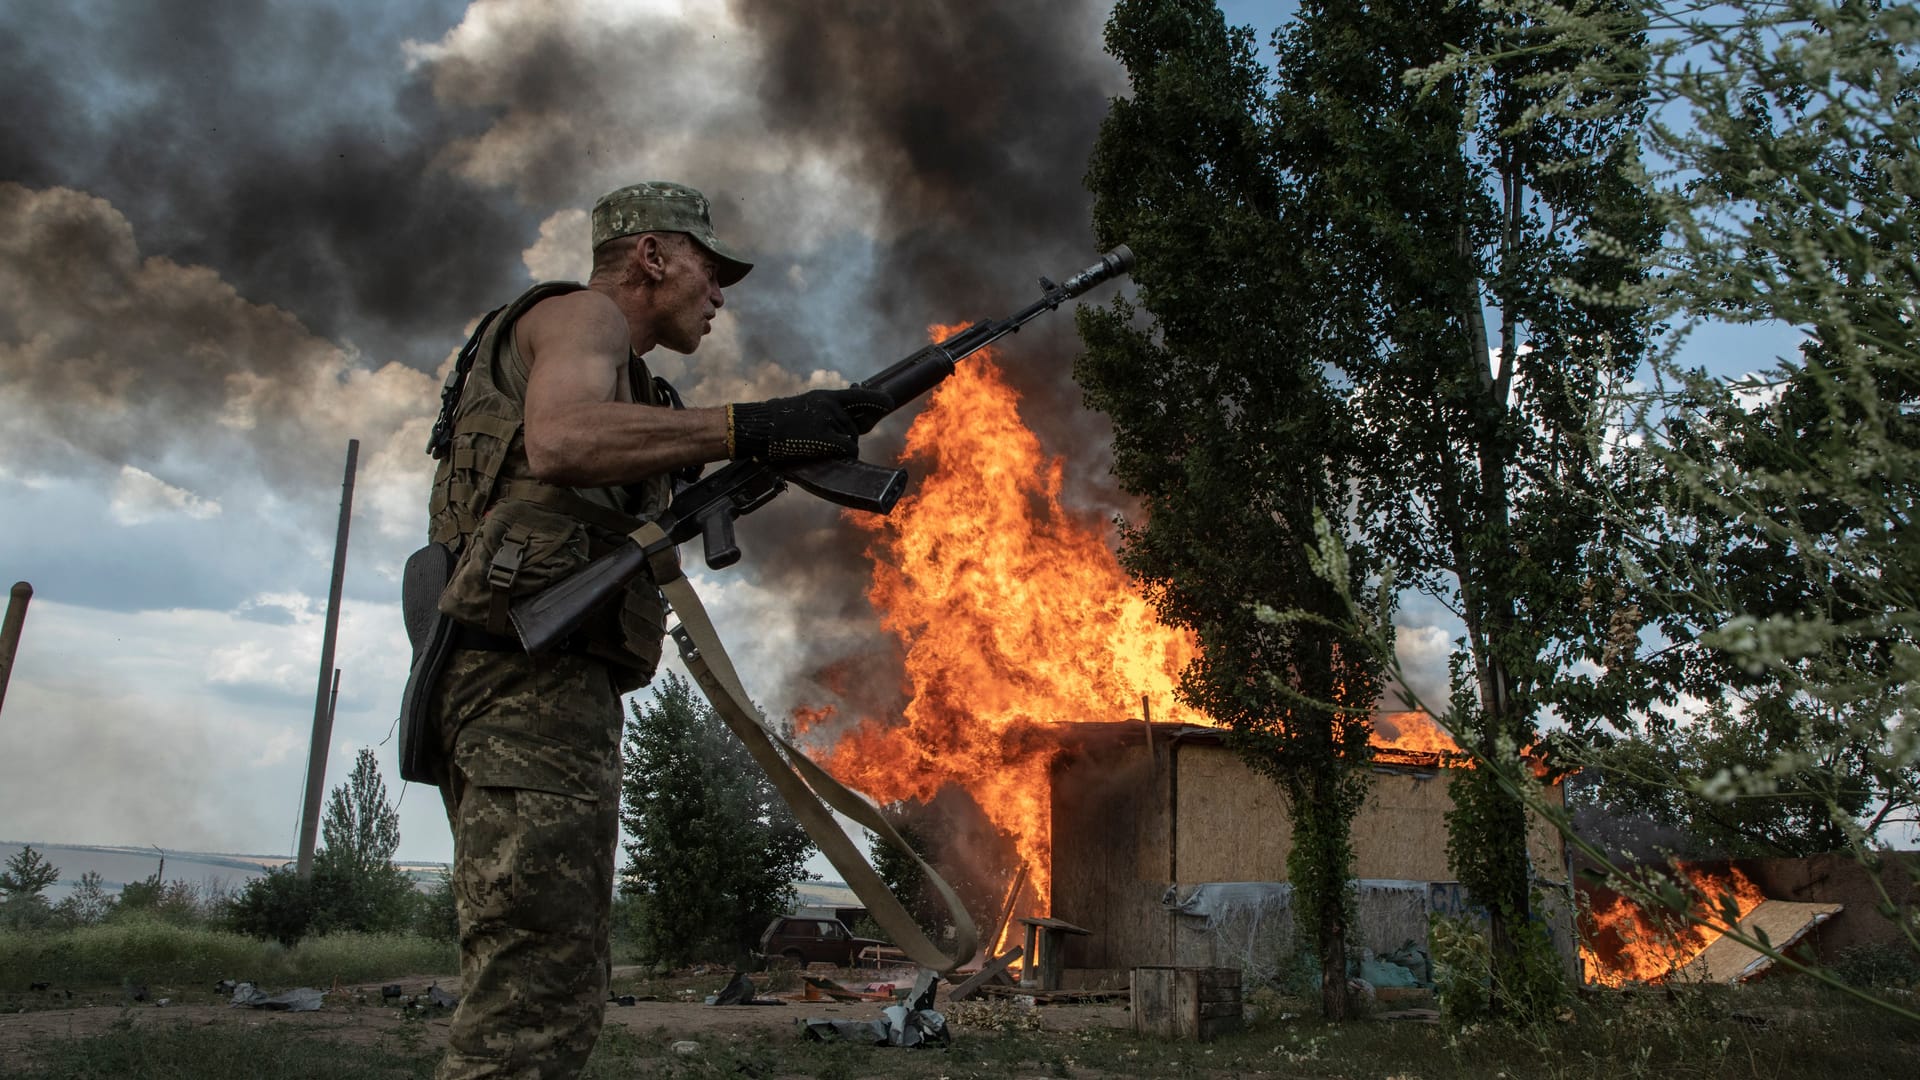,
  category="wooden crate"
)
[1130,966,1242,1041]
